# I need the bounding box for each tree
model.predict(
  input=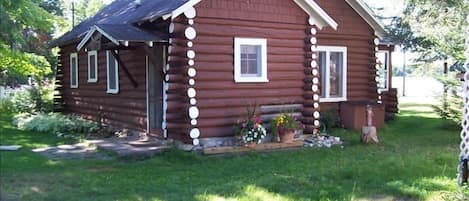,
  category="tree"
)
[0,0,57,86]
[58,0,107,34]
[400,0,468,63]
